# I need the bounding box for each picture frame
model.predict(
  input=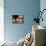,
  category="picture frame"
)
[12,15,24,24]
